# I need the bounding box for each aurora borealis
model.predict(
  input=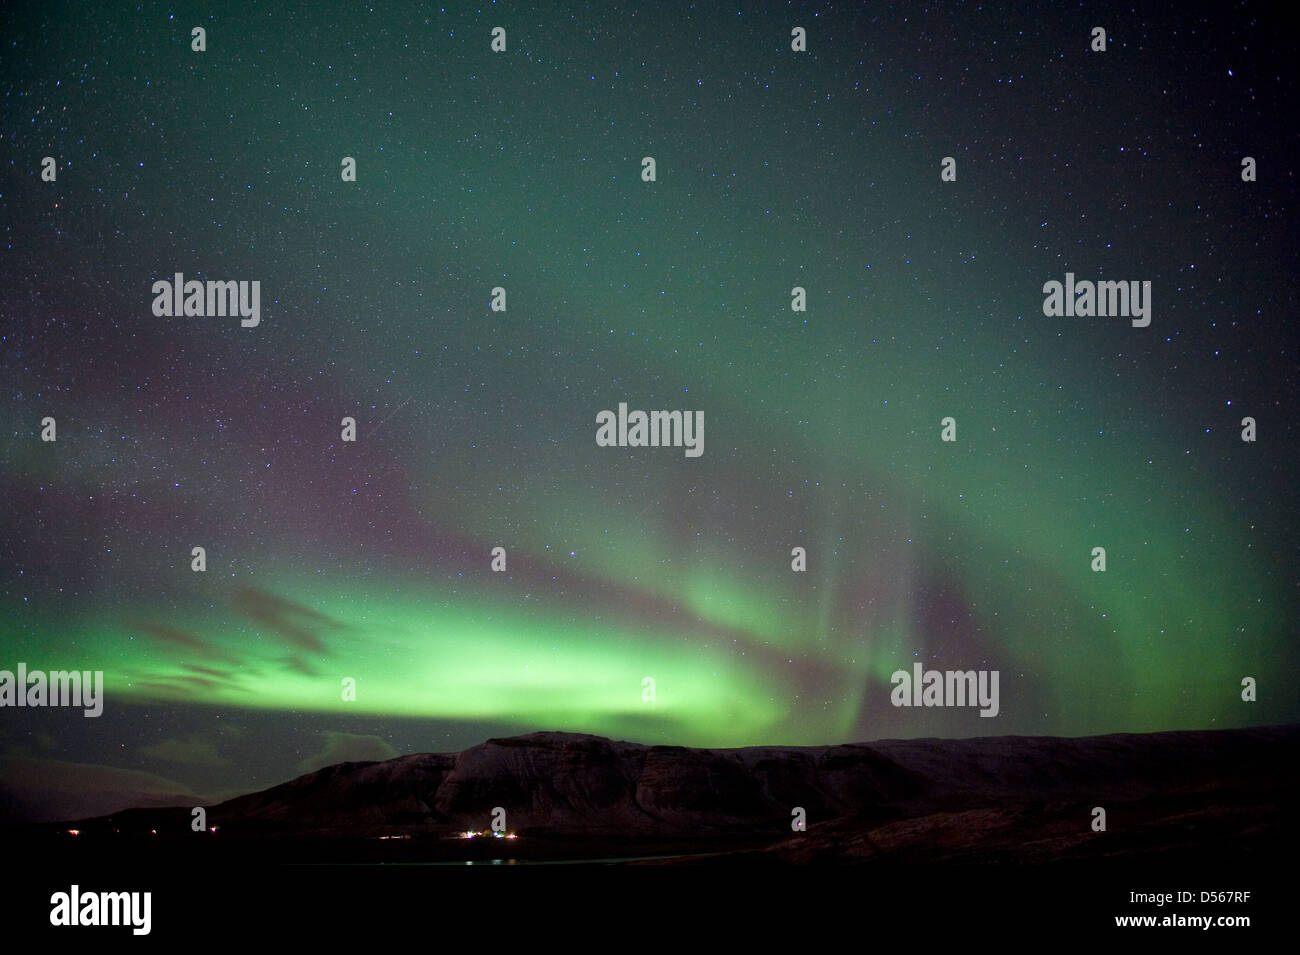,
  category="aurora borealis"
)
[2,0,1297,818]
